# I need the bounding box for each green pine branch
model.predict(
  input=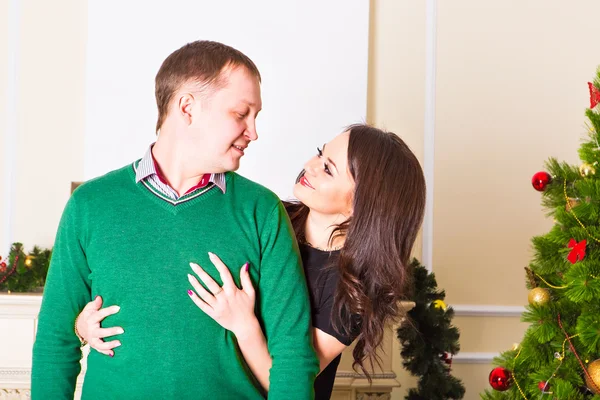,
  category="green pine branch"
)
[397,259,465,400]
[0,242,52,292]
[479,67,600,399]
